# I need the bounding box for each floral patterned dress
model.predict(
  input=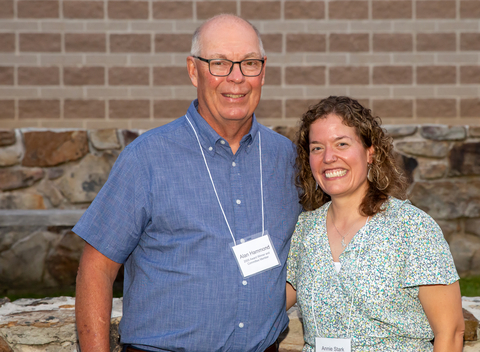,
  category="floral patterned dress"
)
[287,197,459,352]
